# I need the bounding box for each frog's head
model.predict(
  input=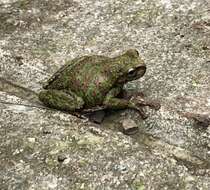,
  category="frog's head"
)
[116,49,146,84]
